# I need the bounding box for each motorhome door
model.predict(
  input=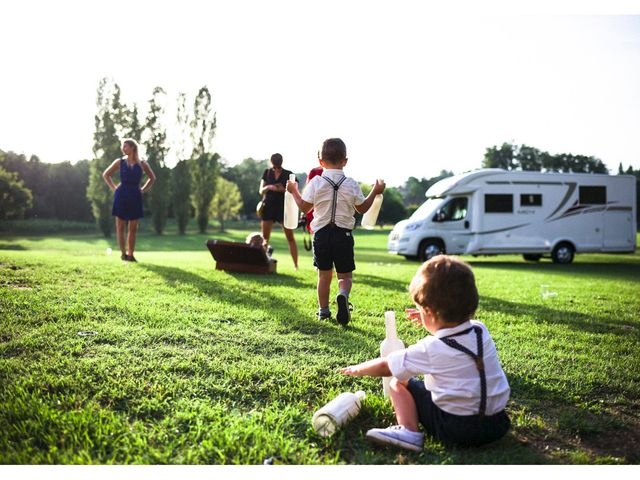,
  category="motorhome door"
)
[432,196,472,254]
